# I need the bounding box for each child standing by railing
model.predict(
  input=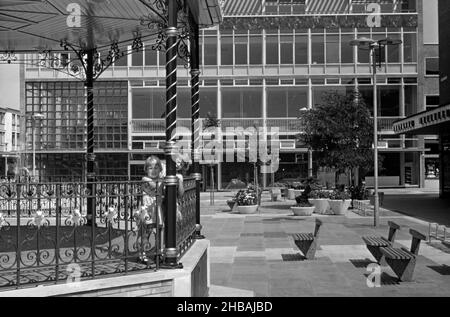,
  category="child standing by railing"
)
[138,156,165,264]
